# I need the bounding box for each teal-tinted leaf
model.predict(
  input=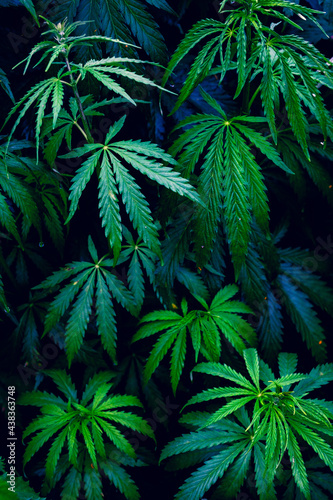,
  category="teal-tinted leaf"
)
[65,273,95,366]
